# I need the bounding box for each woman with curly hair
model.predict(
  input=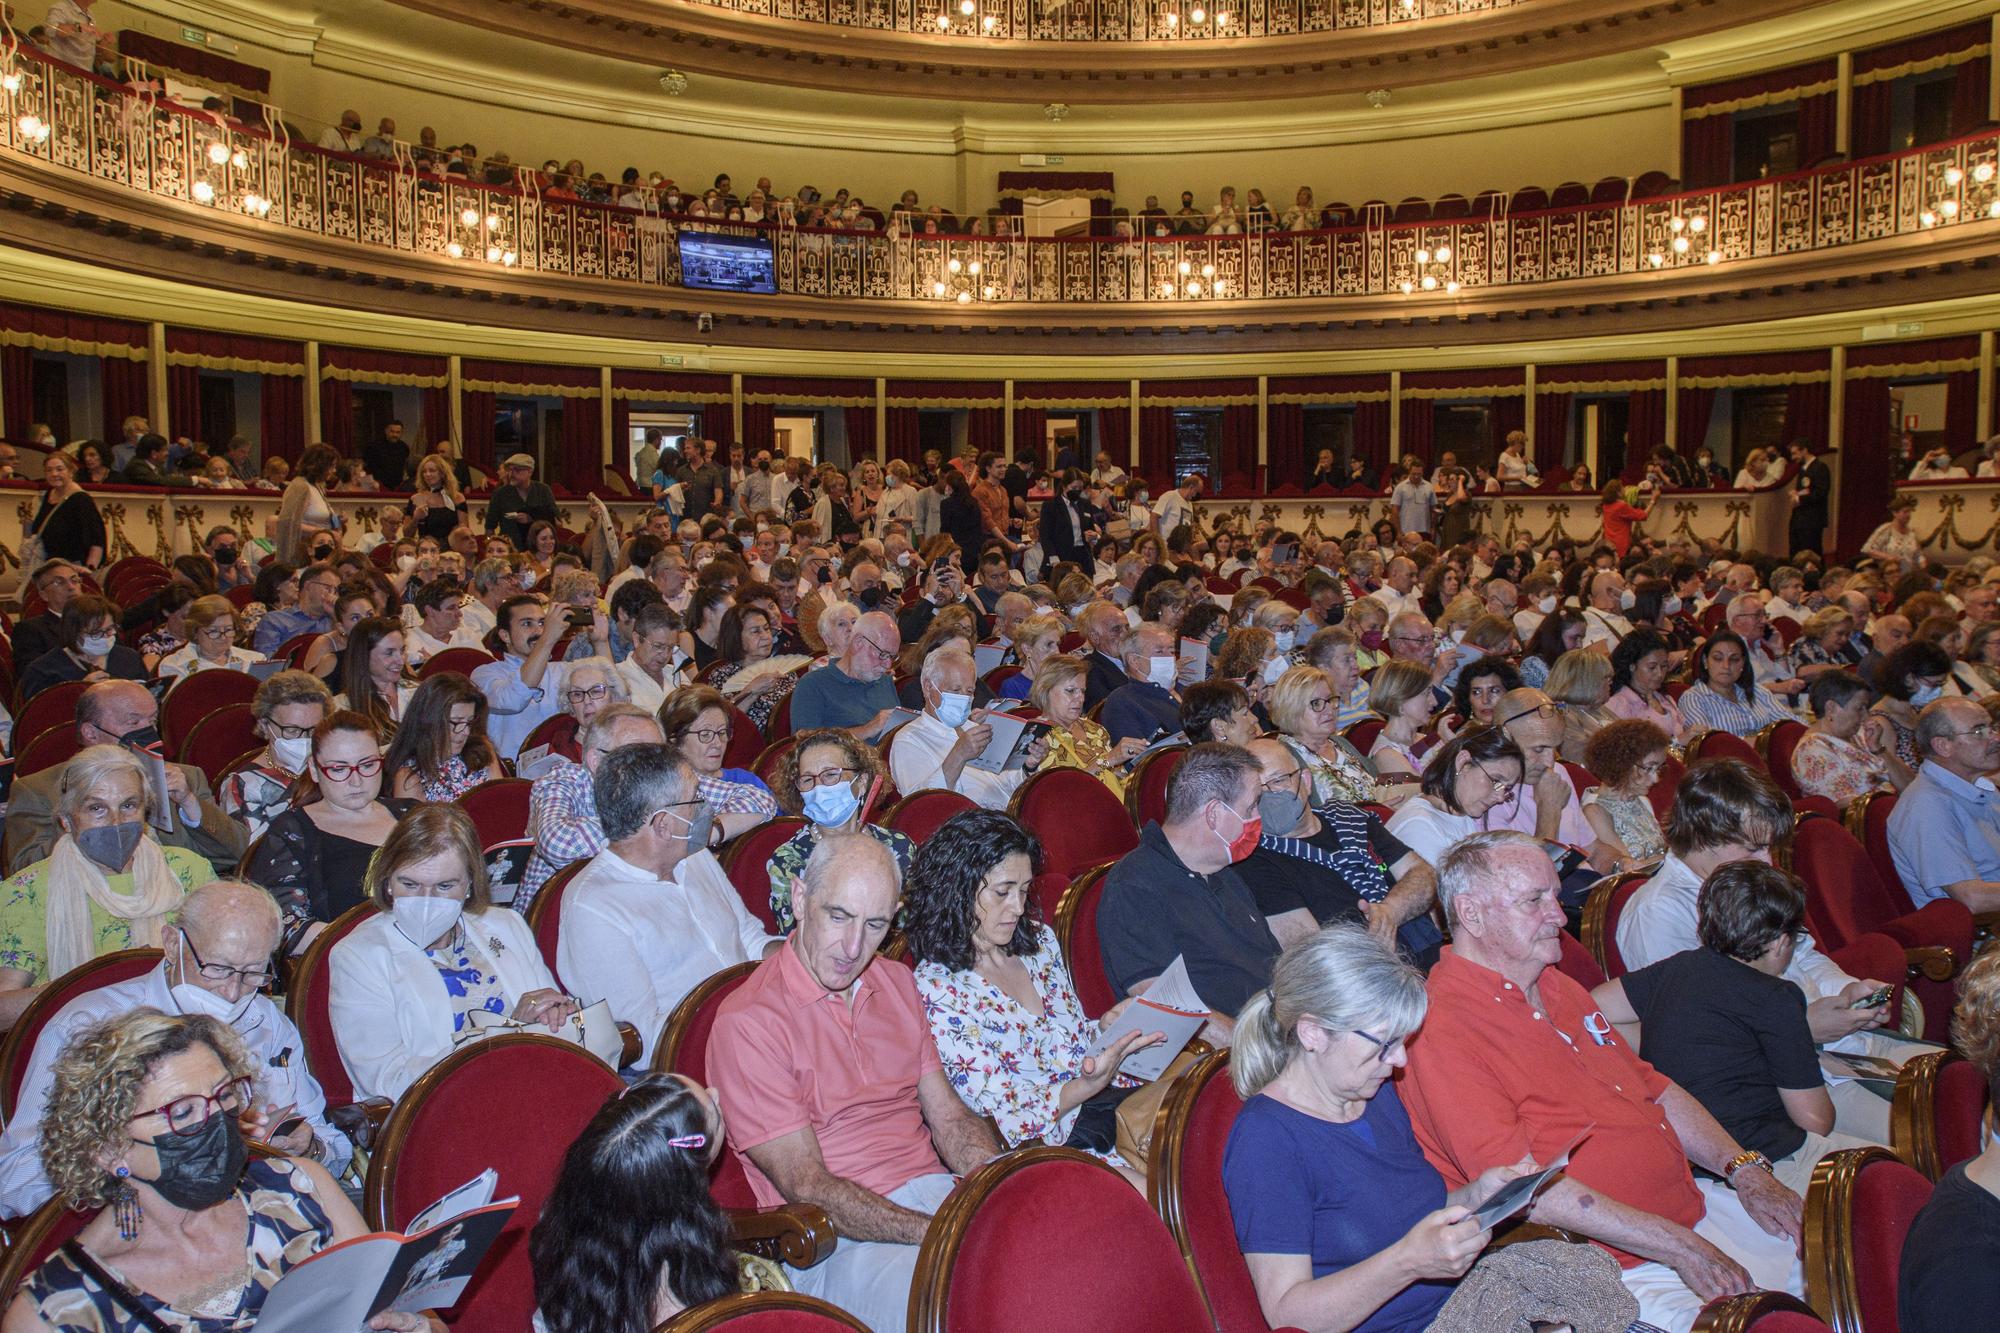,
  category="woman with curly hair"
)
[1580,718,1671,868]
[764,728,914,934]
[903,810,1159,1189]
[385,673,505,802]
[533,1074,773,1332]
[6,1009,430,1332]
